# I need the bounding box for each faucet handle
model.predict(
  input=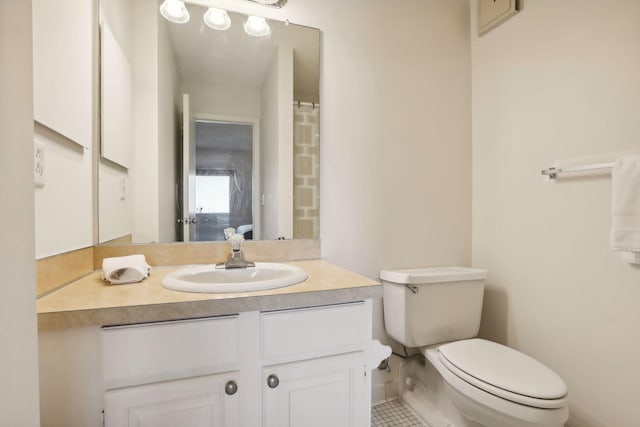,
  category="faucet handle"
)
[229,233,244,252]
[223,228,235,240]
